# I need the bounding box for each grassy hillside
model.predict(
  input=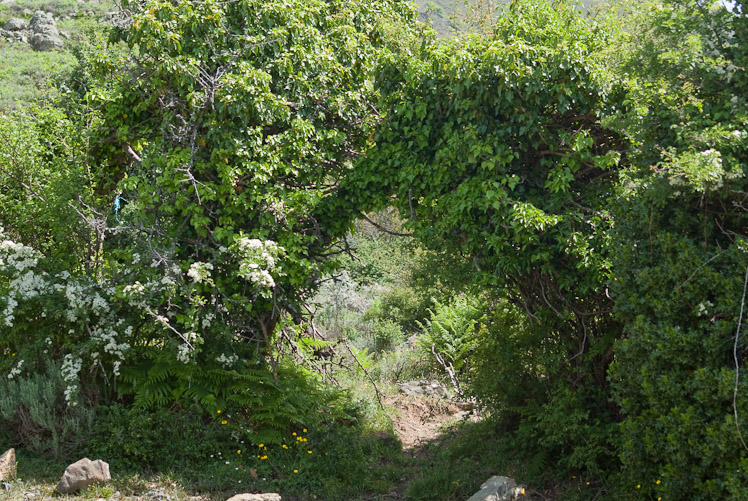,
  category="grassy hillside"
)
[0,0,110,109]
